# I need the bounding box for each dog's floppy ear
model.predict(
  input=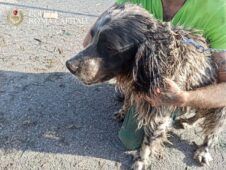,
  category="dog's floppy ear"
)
[132,41,151,93]
[132,39,166,95]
